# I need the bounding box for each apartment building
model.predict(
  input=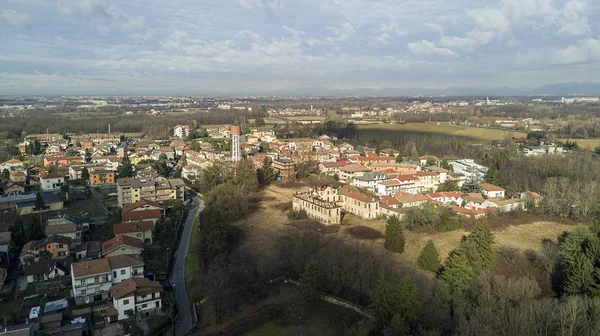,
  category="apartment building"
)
[339,164,371,182]
[89,169,115,185]
[351,172,390,191]
[40,173,65,192]
[414,172,441,193]
[173,125,191,138]
[339,187,380,219]
[117,177,185,208]
[292,186,342,225]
